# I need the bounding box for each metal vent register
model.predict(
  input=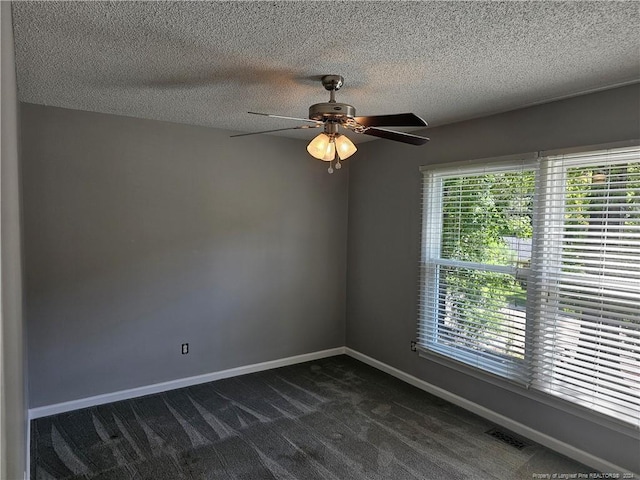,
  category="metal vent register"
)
[485,428,531,450]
